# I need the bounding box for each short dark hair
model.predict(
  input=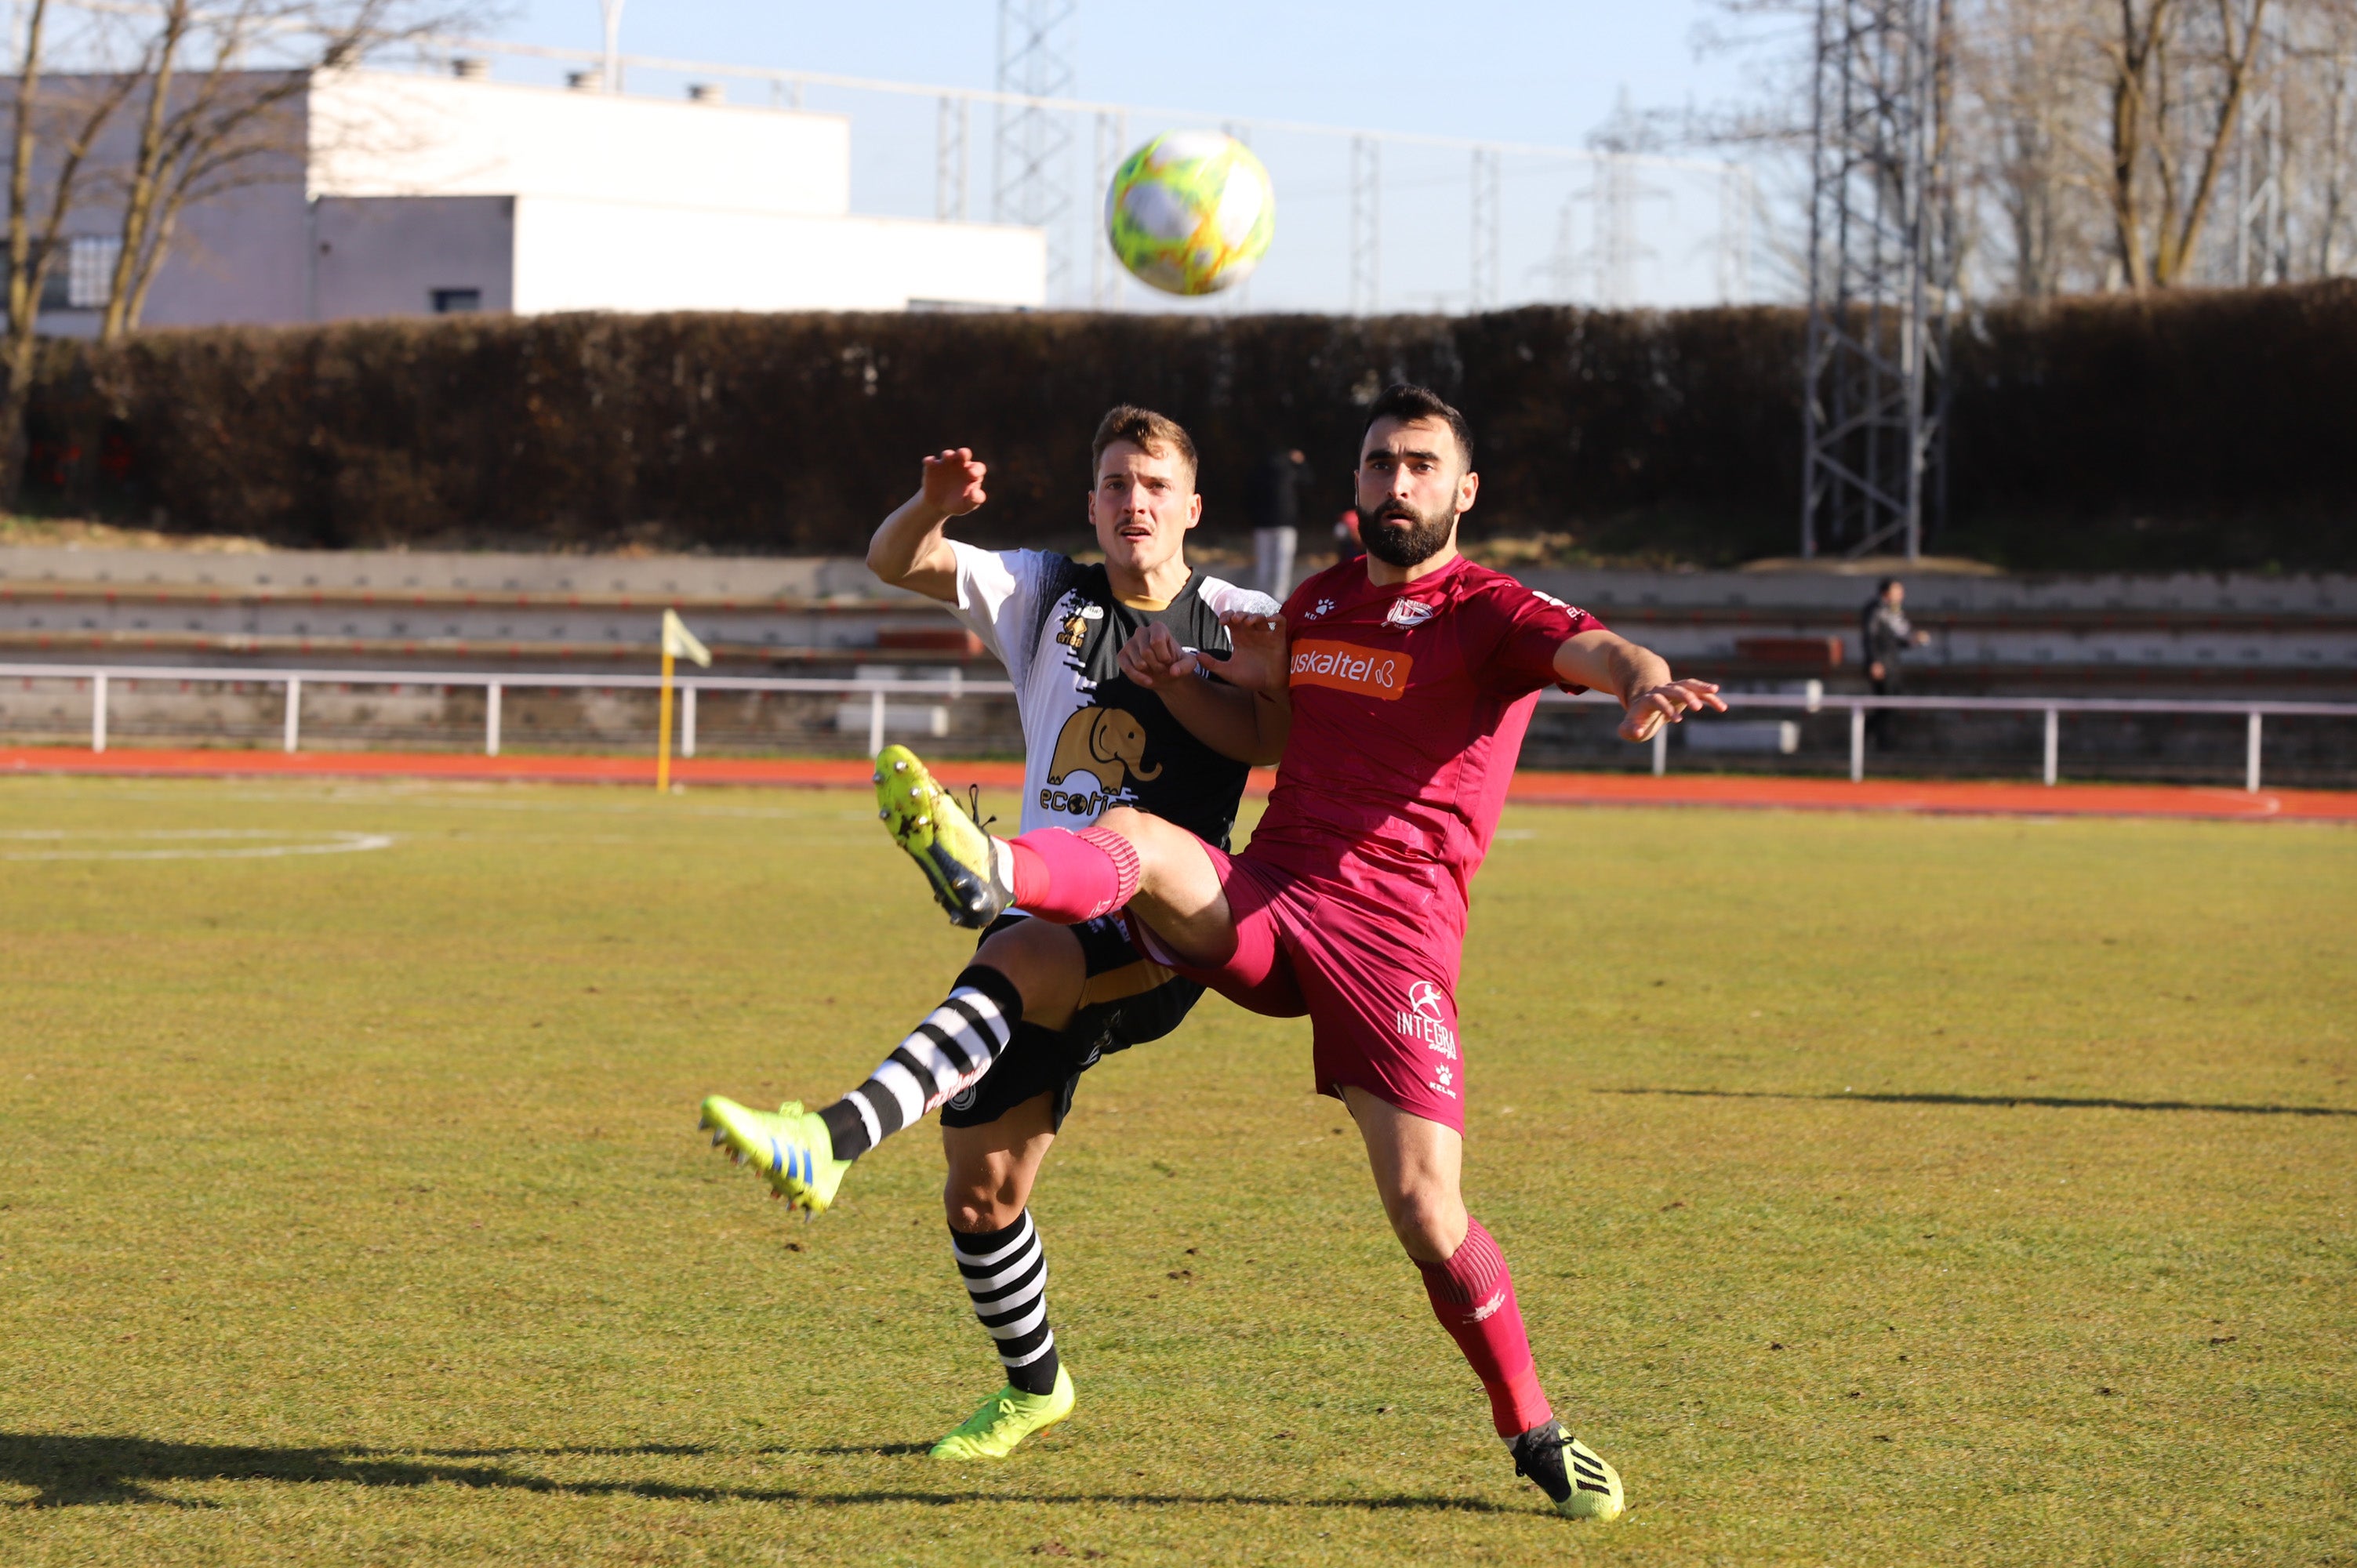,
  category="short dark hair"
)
[1363,383,1475,470]
[1876,576,1901,596]
[1091,405,1199,487]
